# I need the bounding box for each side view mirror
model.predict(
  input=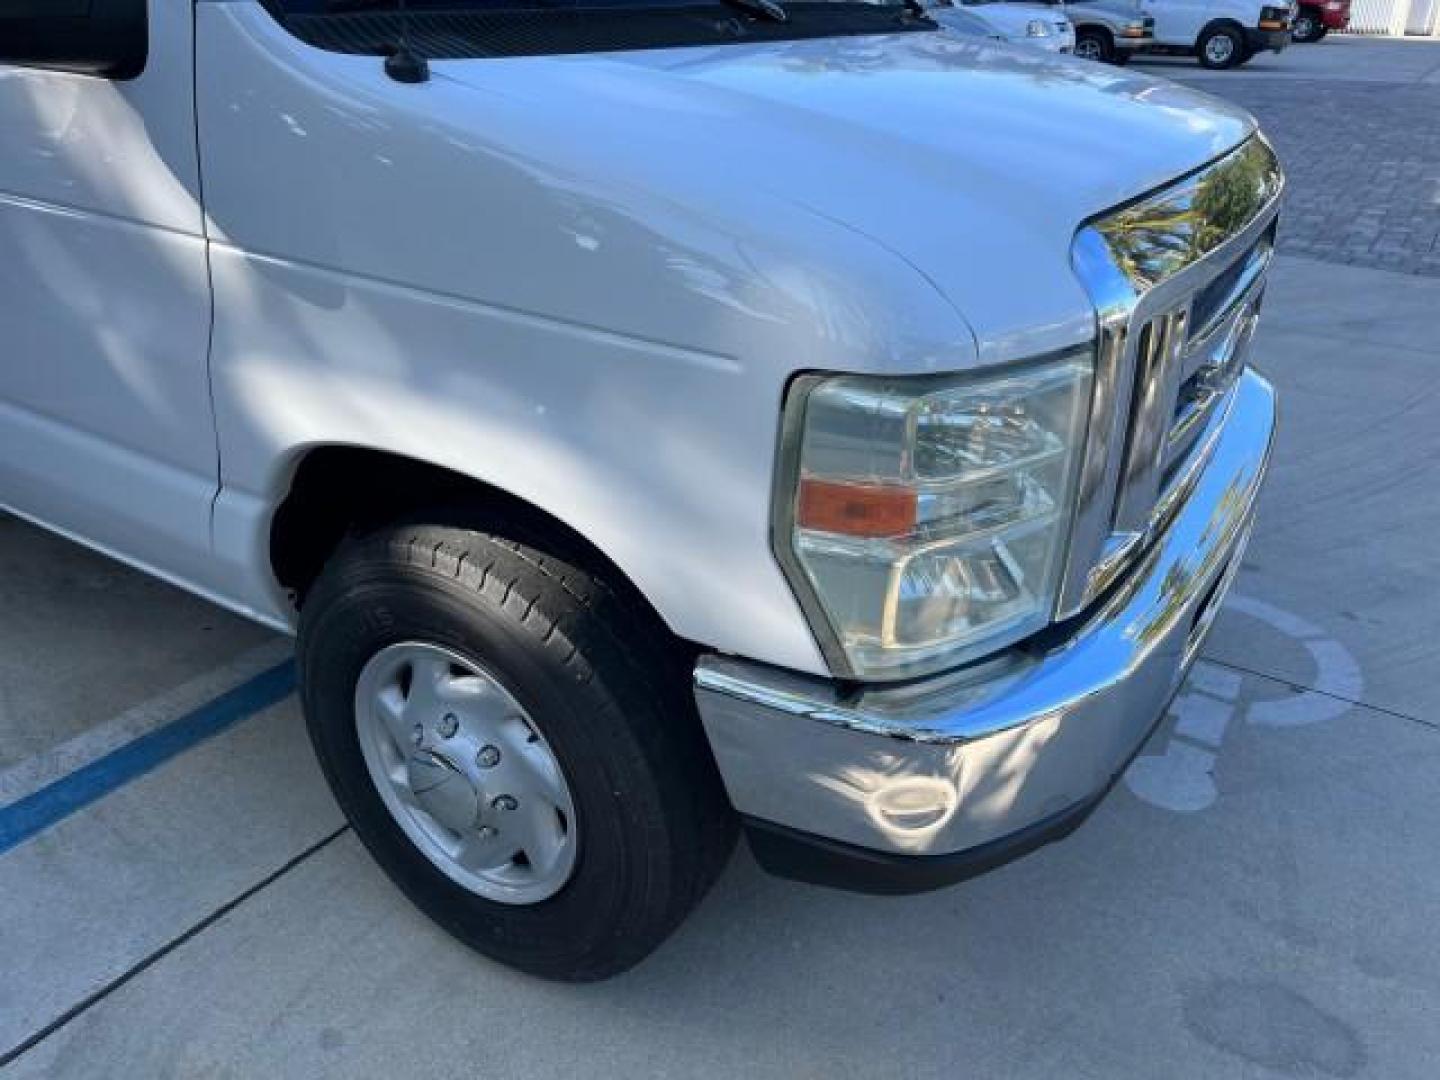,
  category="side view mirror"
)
[0,0,148,80]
